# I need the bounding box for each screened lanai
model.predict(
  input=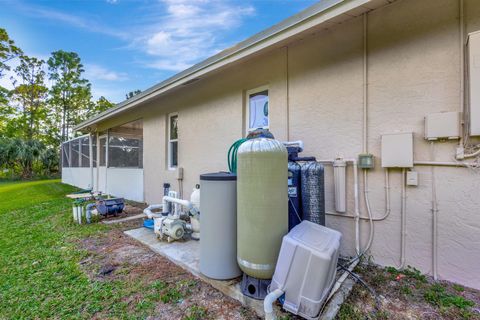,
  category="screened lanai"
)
[61,119,144,202]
